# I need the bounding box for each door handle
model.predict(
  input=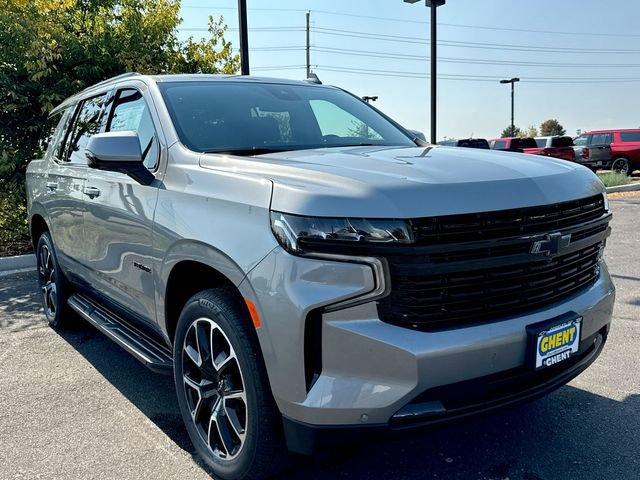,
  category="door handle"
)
[82,186,101,198]
[46,181,58,191]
